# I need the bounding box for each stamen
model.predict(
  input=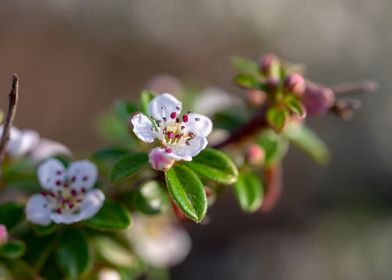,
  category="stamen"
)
[167,132,175,139]
[165,148,172,153]
[170,112,177,119]
[176,106,180,110]
[182,115,189,122]
[195,117,200,121]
